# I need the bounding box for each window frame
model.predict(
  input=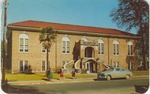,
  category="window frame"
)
[62,36,70,54]
[113,40,119,55]
[41,42,50,53]
[19,34,29,53]
[19,60,28,72]
[41,61,50,72]
[127,41,133,56]
[98,39,104,55]
[62,61,68,67]
[113,62,119,67]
